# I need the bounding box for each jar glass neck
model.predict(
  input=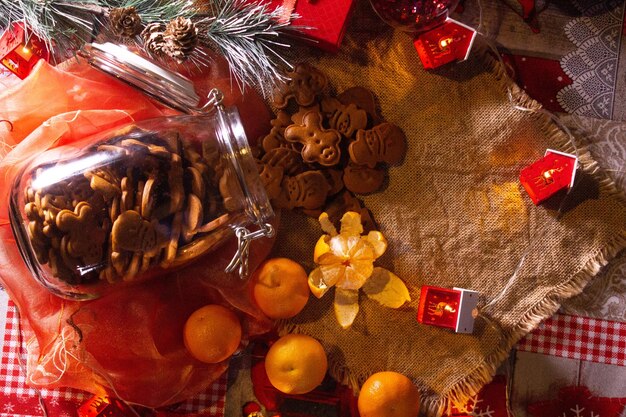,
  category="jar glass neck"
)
[80,42,201,113]
[214,105,274,226]
[213,105,275,278]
